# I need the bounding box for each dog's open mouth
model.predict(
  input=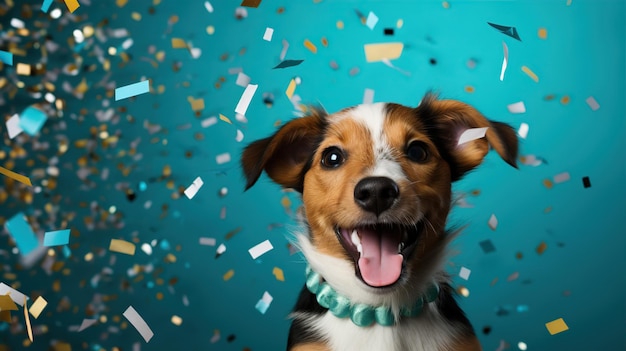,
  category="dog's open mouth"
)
[335,221,424,288]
